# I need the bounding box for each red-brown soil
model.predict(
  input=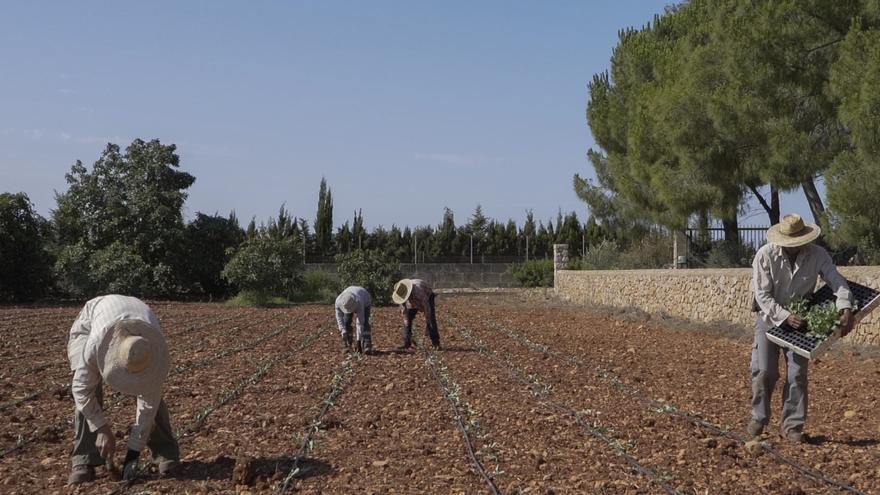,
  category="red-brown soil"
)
[1,293,878,494]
